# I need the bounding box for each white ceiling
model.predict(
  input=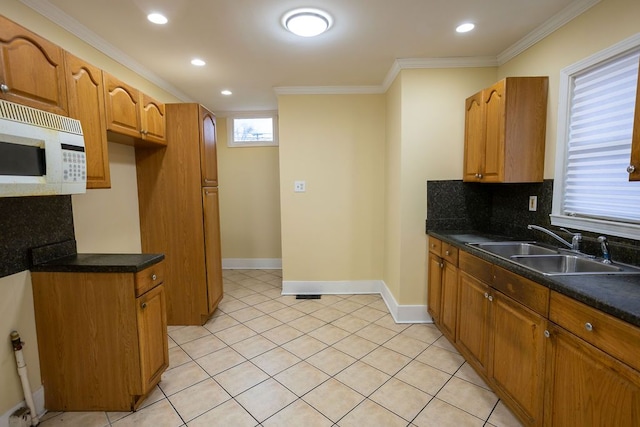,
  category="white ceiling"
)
[22,0,597,114]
